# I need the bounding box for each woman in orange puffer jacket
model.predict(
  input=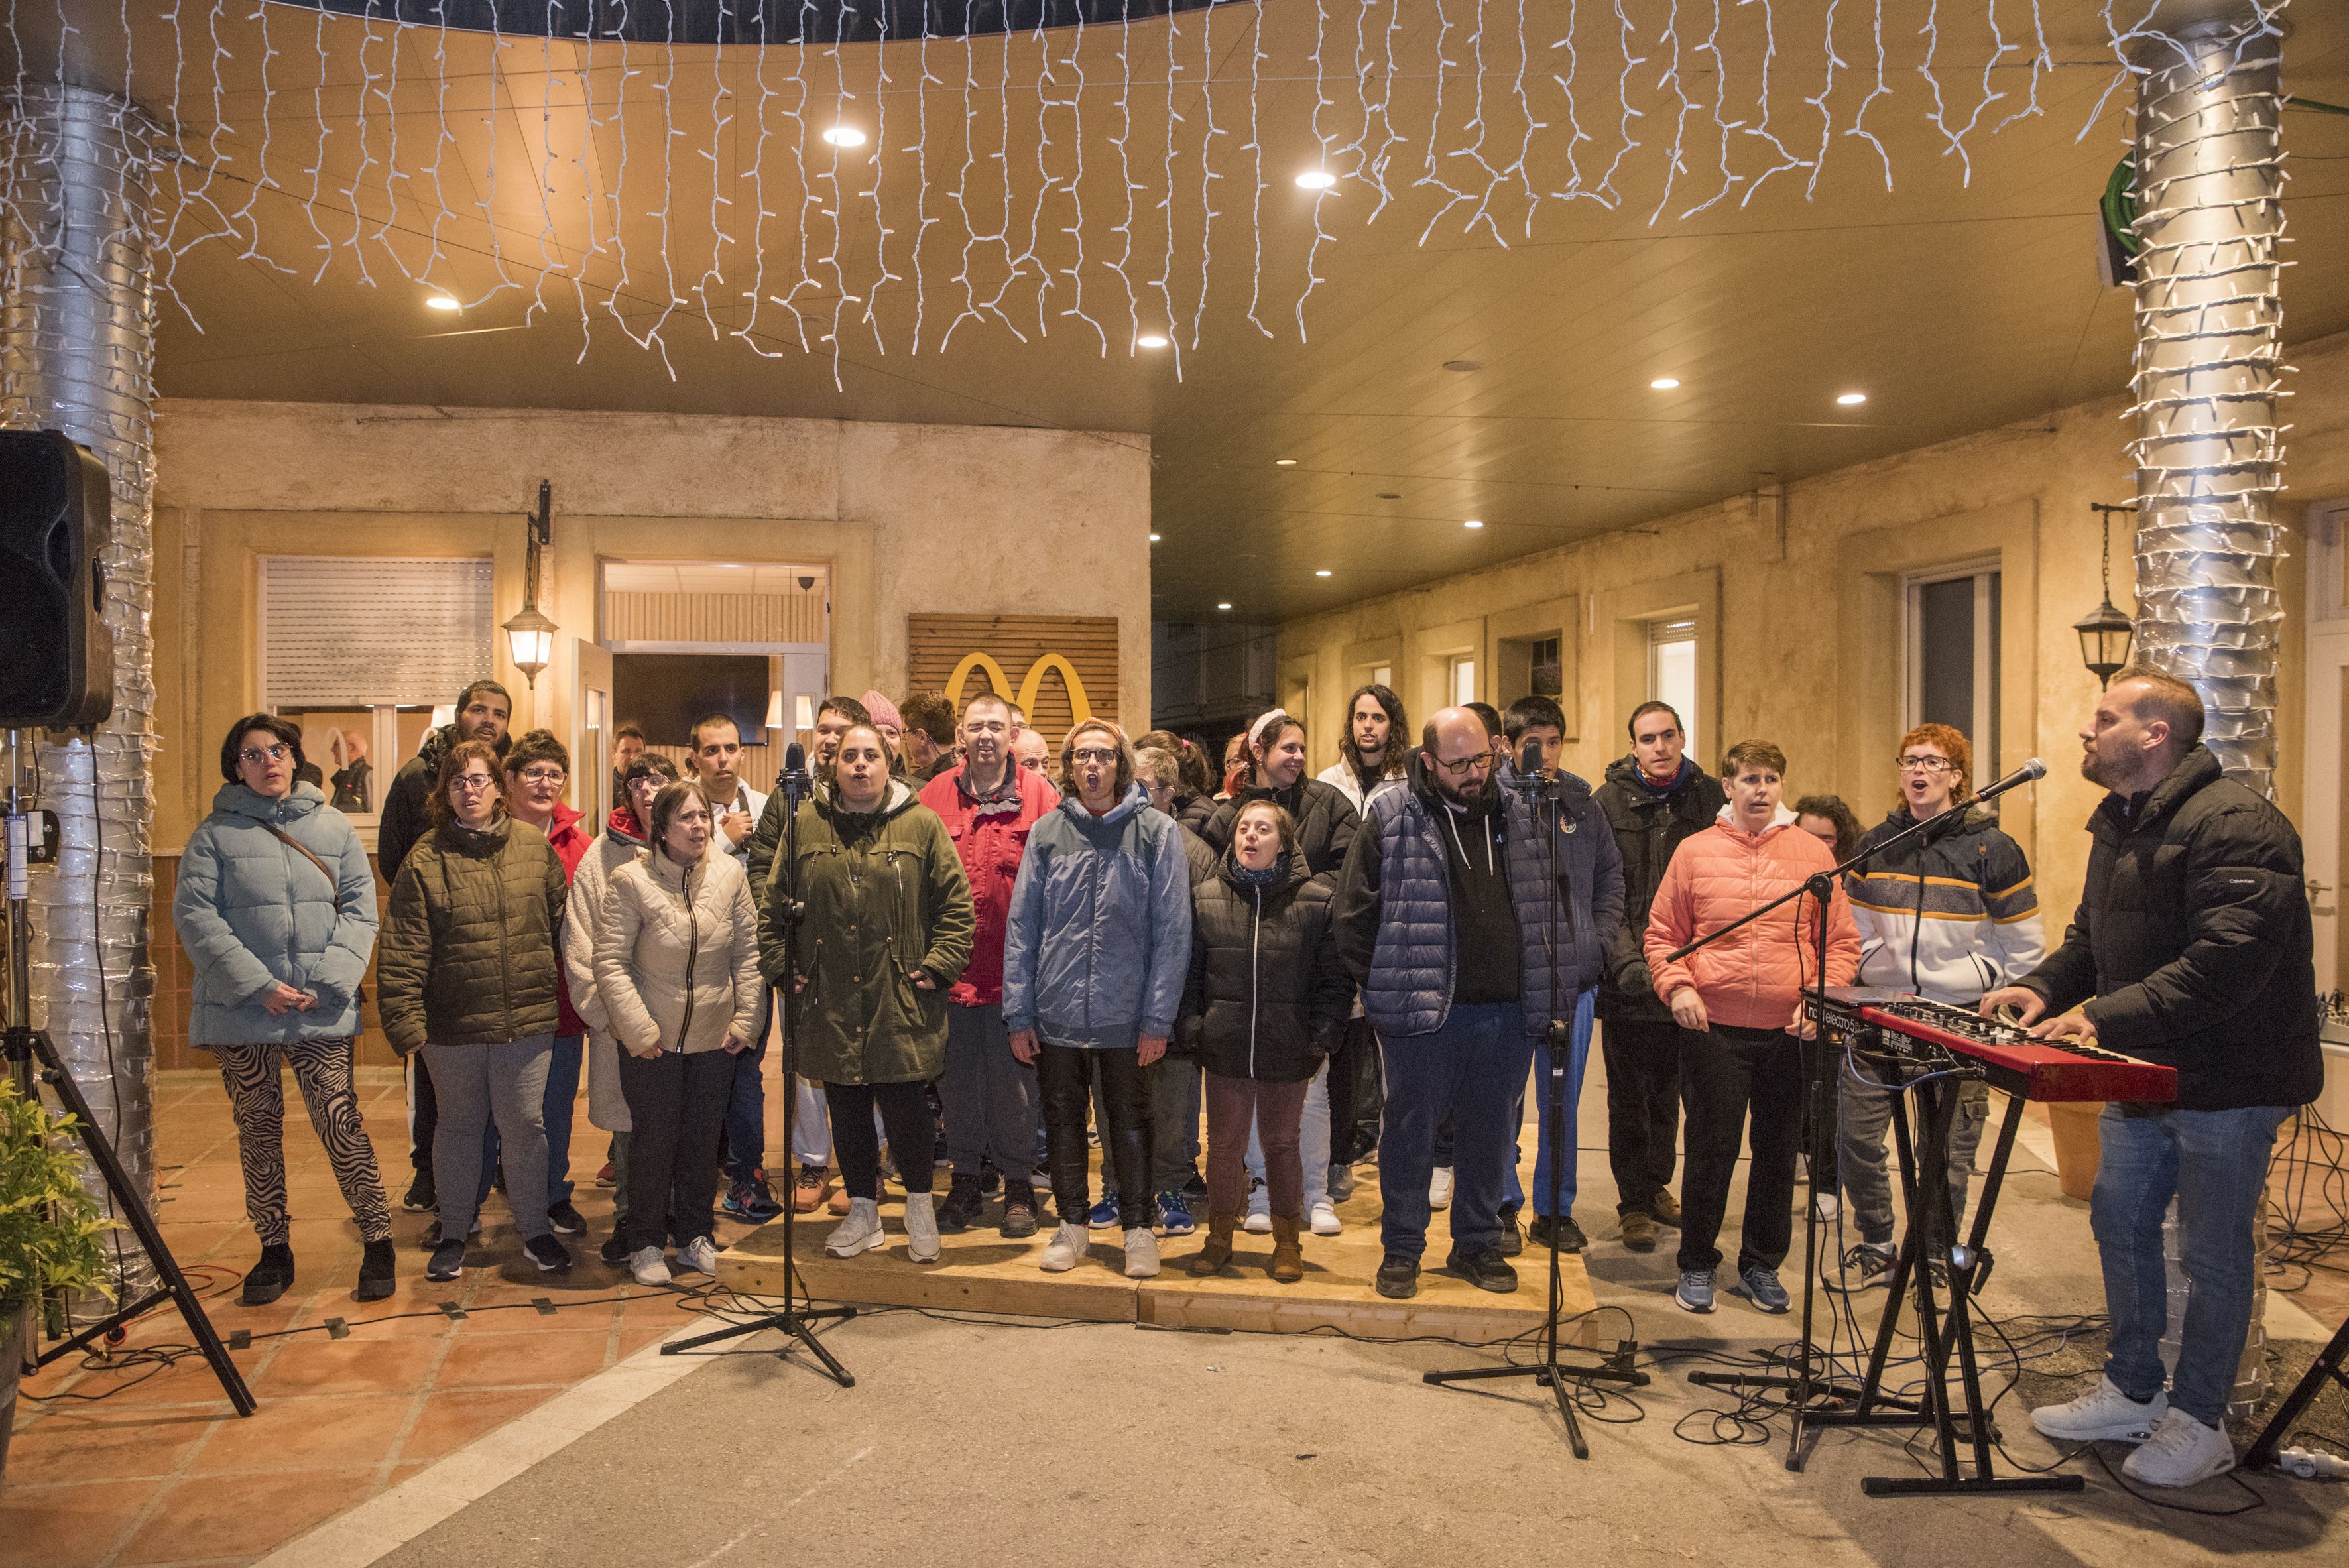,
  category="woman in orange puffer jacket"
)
[1644,739,1859,1318]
